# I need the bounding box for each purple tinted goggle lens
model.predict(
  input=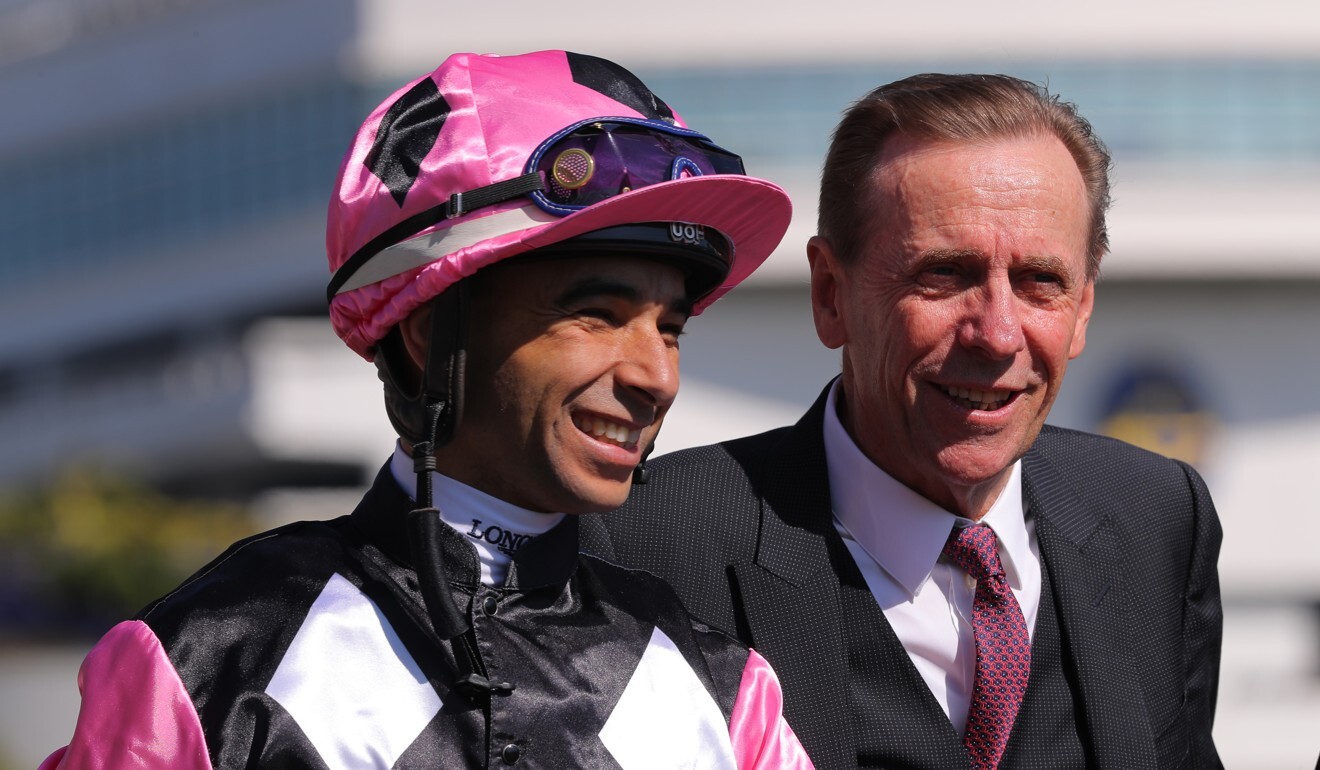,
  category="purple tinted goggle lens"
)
[527,119,746,216]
